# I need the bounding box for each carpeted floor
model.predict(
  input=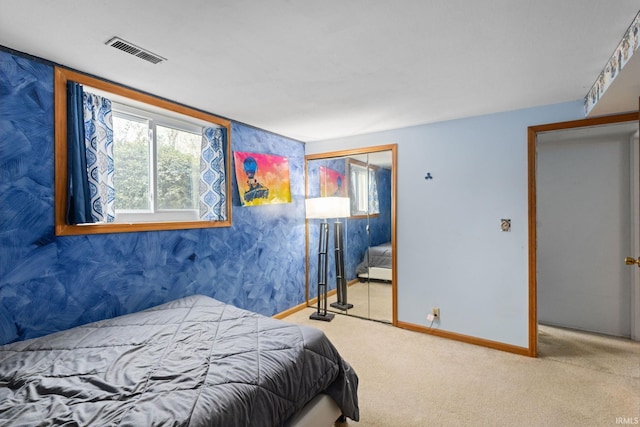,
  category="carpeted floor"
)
[284,309,640,427]
[333,281,392,322]
[538,323,639,379]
